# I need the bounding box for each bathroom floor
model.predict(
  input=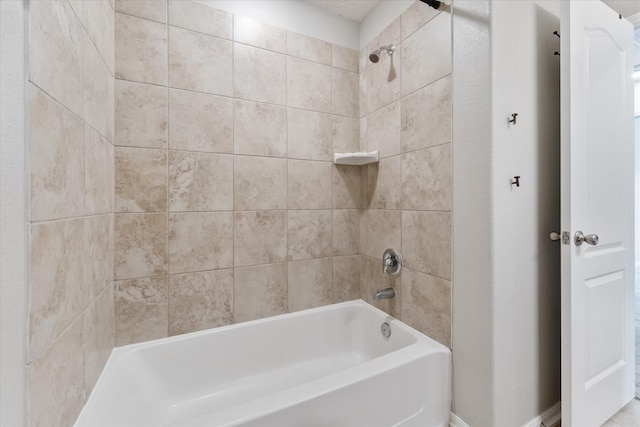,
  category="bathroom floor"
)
[601,398,640,426]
